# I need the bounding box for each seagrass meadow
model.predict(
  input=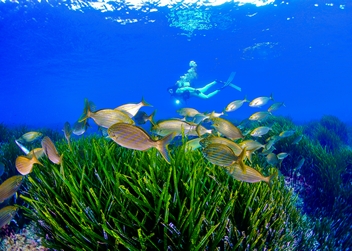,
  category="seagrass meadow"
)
[0,115,352,250]
[19,136,311,250]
